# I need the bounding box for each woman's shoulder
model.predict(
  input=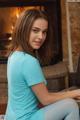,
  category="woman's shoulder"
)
[8,51,39,66]
[9,51,37,60]
[20,52,40,68]
[13,51,38,63]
